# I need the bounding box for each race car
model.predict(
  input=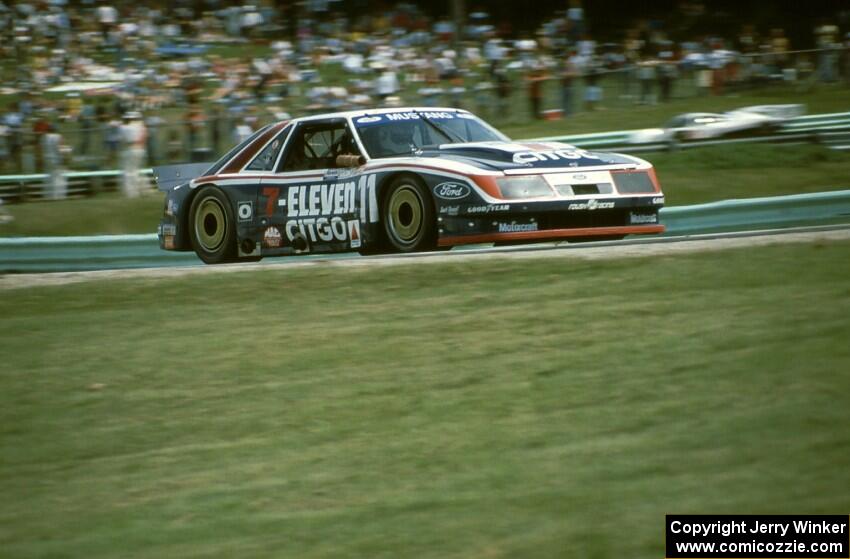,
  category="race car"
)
[629,104,803,145]
[155,107,665,264]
